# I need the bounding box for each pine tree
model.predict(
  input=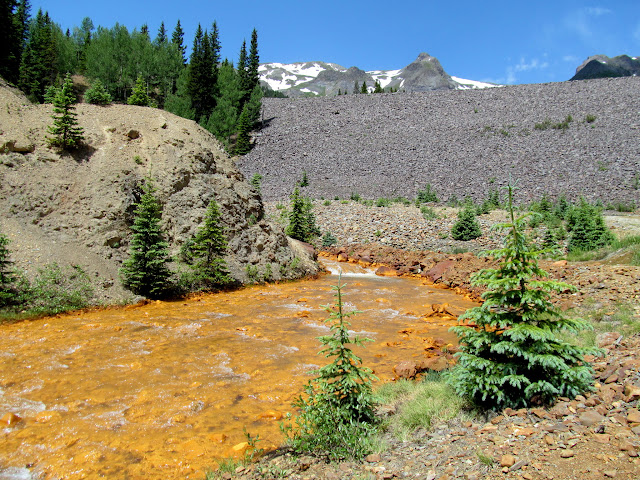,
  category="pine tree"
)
[187,24,214,120]
[234,104,252,155]
[360,81,368,94]
[373,80,383,93]
[284,277,378,460]
[171,20,186,65]
[156,21,167,45]
[567,199,613,252]
[451,203,482,240]
[47,72,84,149]
[188,199,231,287]
[248,28,260,90]
[84,78,112,104]
[446,184,599,409]
[120,177,172,299]
[0,232,18,308]
[286,187,307,242]
[127,75,150,106]
[19,9,57,101]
